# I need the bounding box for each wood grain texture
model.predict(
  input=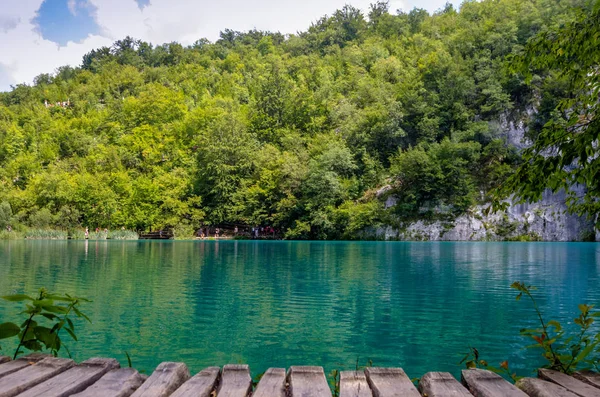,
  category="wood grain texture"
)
[217,364,252,397]
[130,362,190,397]
[364,367,420,397]
[16,357,119,397]
[538,369,600,397]
[418,372,472,397]
[0,354,49,379]
[340,370,372,397]
[170,366,220,397]
[288,366,332,397]
[461,369,528,397]
[516,377,580,397]
[573,372,600,390]
[0,356,74,397]
[253,368,286,397]
[71,367,146,397]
